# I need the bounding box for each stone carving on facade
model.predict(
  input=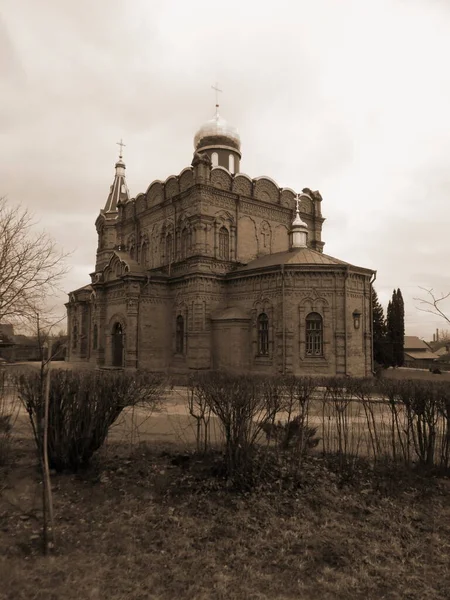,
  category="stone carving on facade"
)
[254,177,280,204]
[231,174,251,196]
[147,181,164,207]
[164,176,180,200]
[259,221,272,252]
[178,167,194,192]
[211,167,232,191]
